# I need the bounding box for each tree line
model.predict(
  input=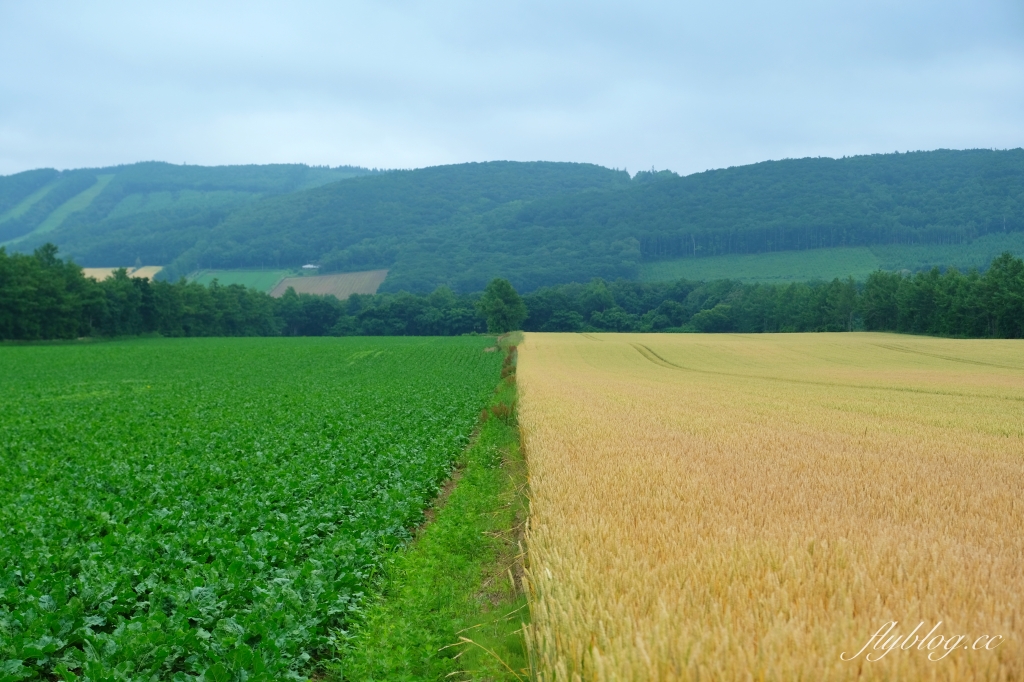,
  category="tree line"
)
[2,245,1022,341]
[520,252,1023,338]
[0,244,498,340]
